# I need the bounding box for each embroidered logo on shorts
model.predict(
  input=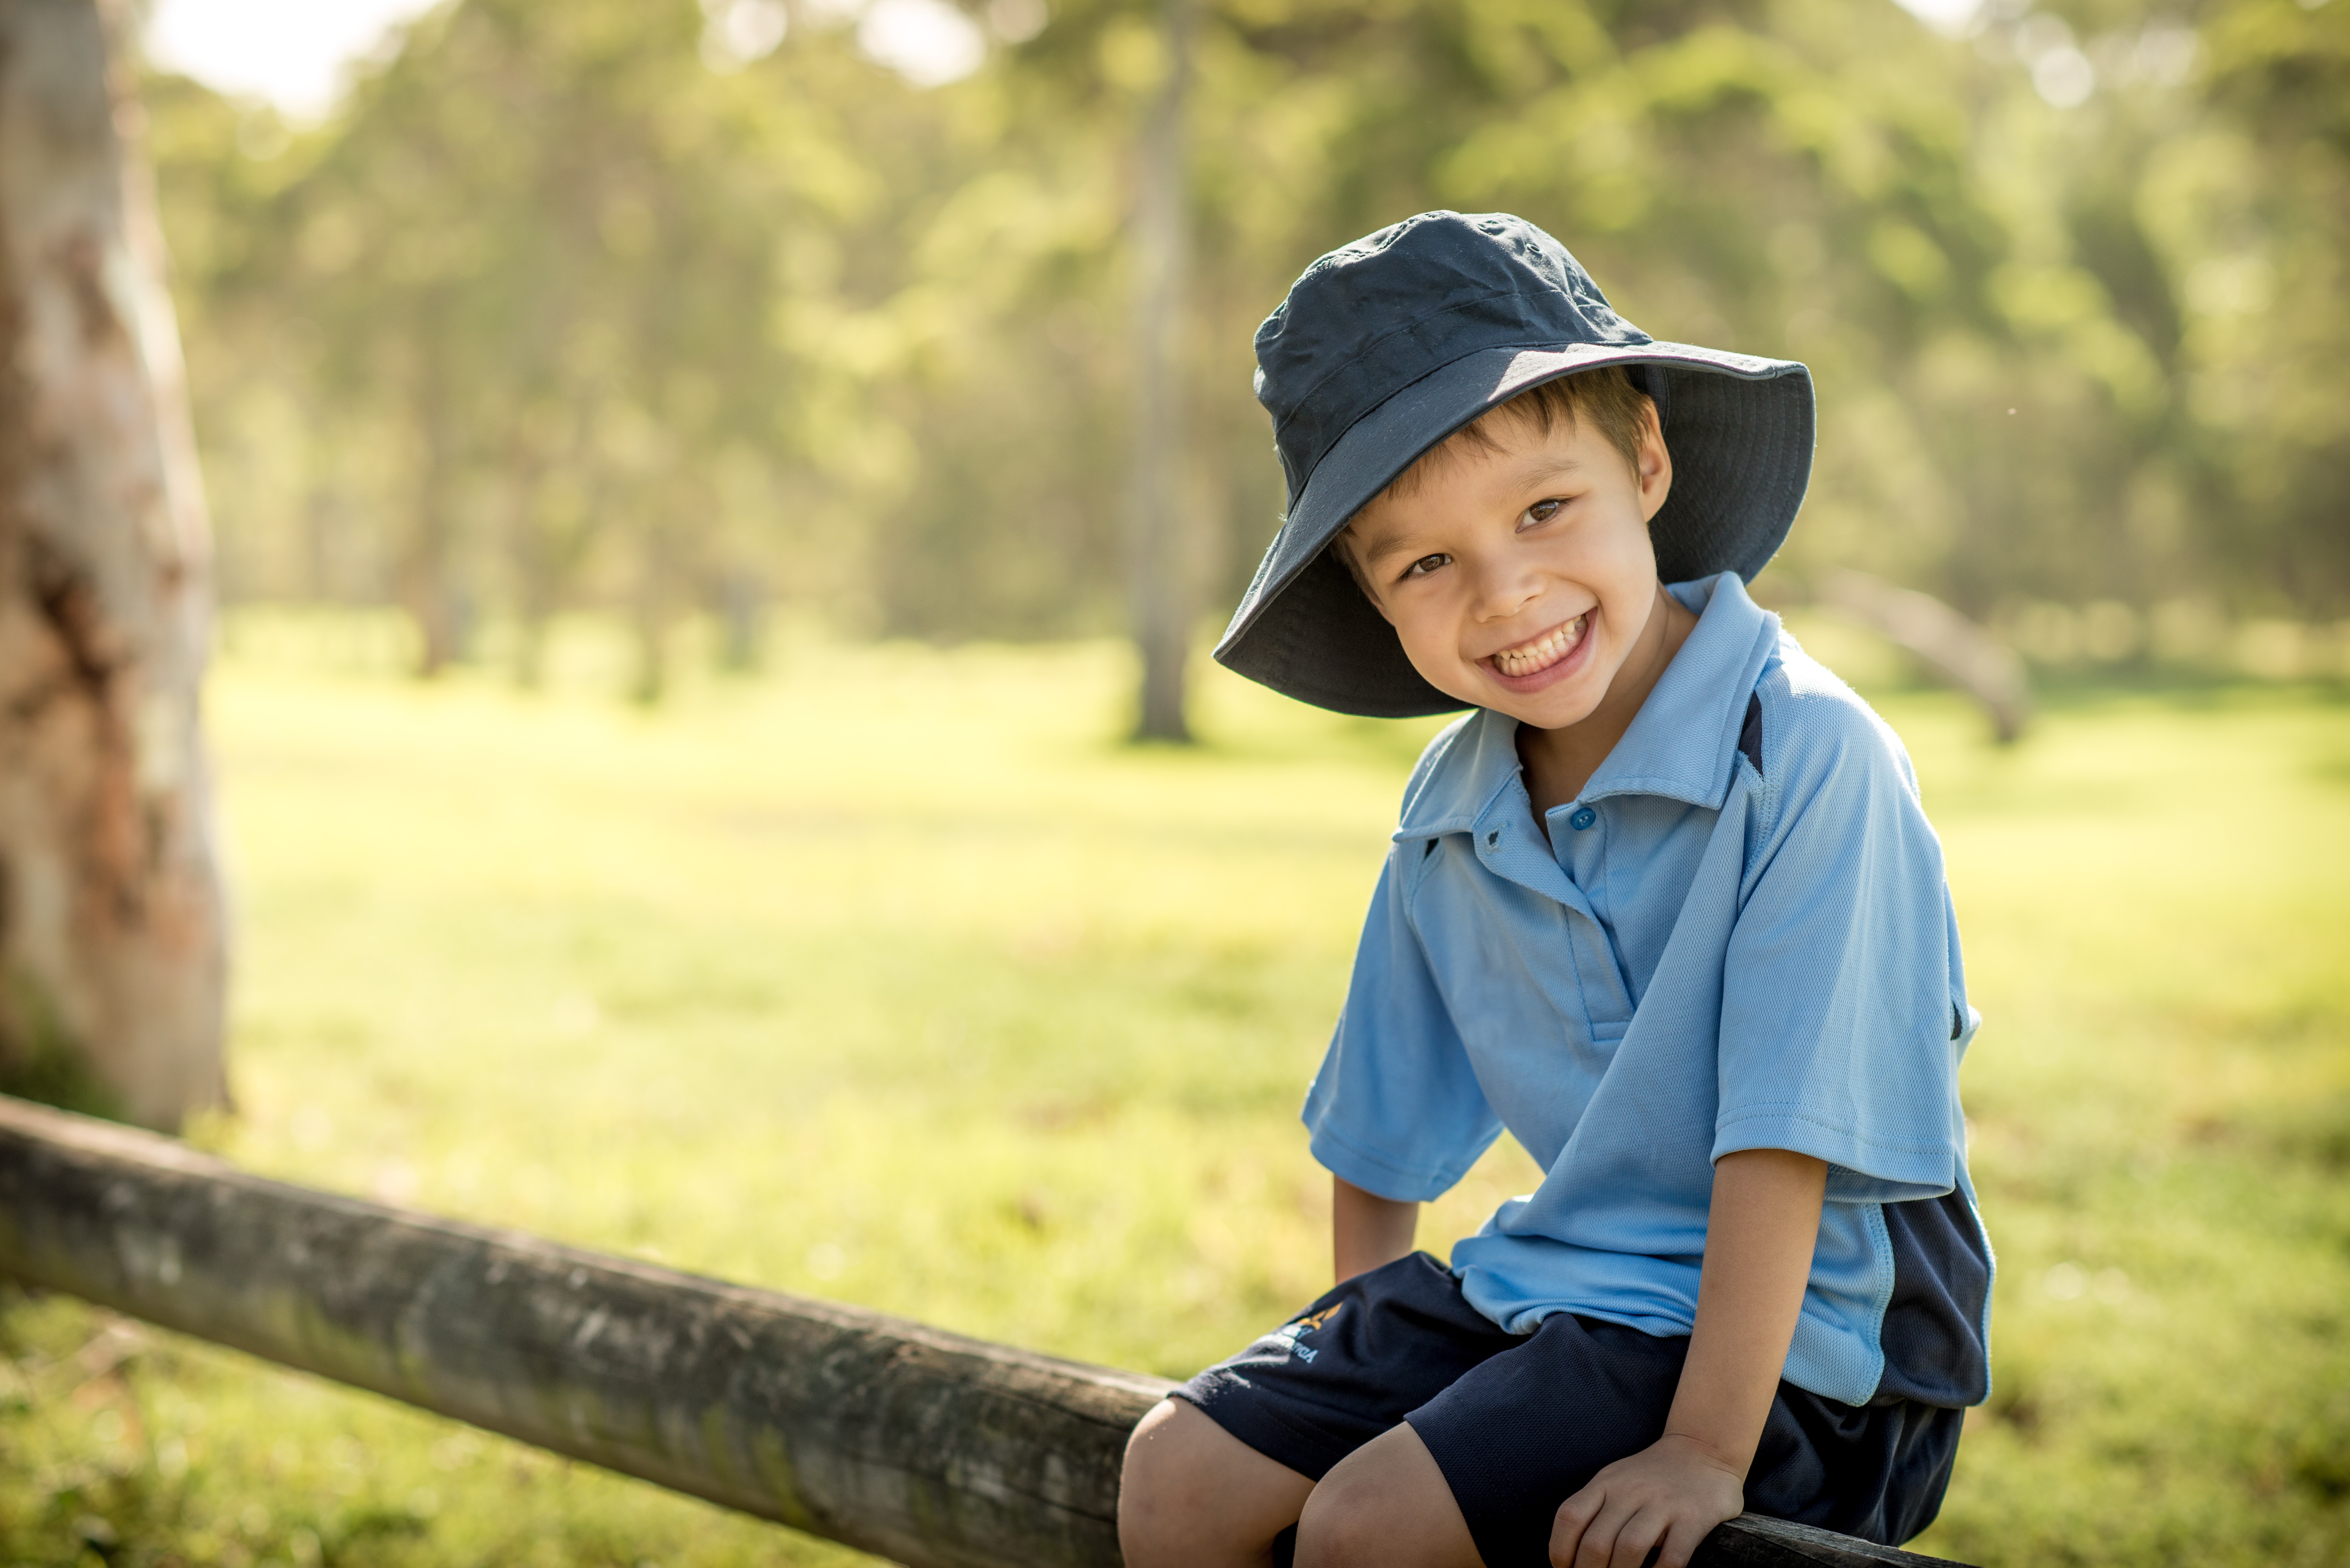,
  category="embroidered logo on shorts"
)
[1269,1303,1342,1363]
